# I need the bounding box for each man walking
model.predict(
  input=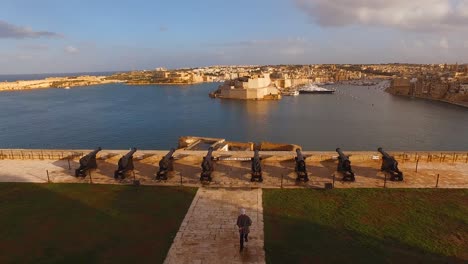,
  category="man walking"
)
[236,208,252,252]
